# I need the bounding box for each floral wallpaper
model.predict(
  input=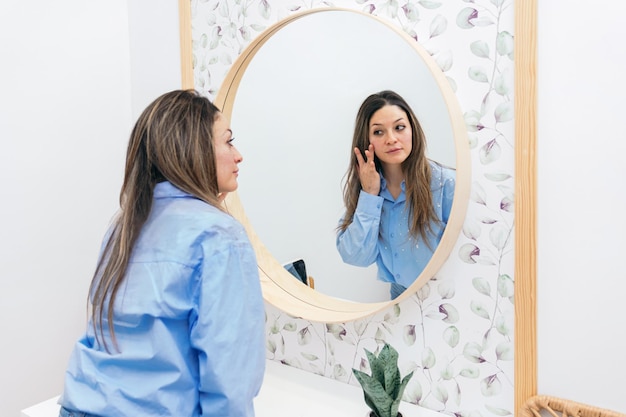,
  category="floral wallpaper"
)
[190,0,515,416]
